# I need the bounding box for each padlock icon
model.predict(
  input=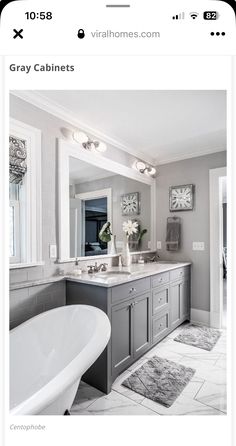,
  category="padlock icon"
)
[77,29,85,39]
